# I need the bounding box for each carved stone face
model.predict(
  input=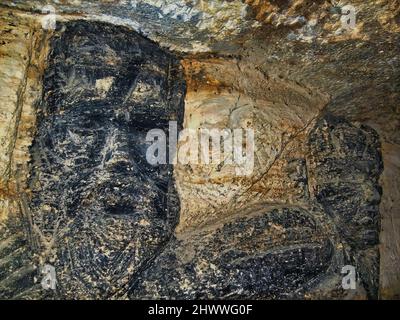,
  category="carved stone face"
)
[28,21,382,300]
[29,21,185,298]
